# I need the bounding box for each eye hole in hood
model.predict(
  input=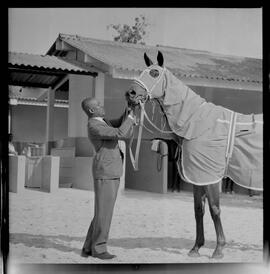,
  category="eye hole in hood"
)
[149,69,160,78]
